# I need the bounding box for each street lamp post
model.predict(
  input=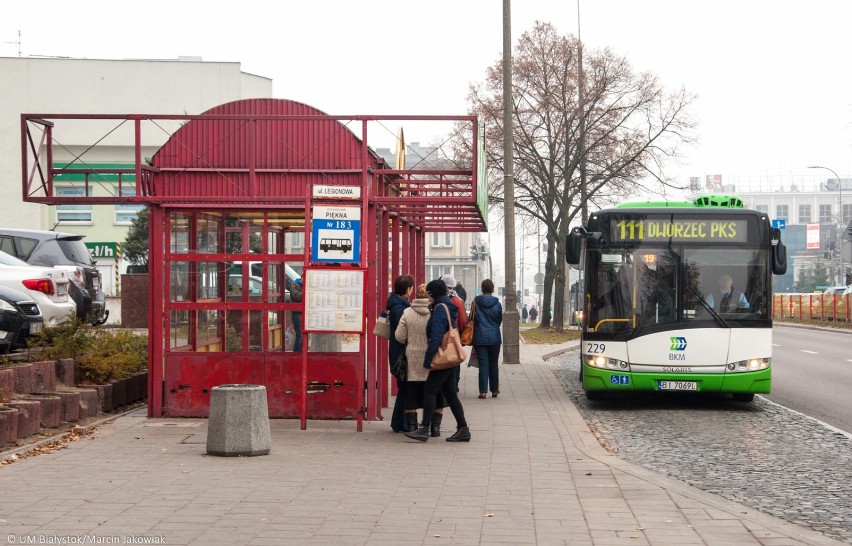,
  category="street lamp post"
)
[808,165,844,285]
